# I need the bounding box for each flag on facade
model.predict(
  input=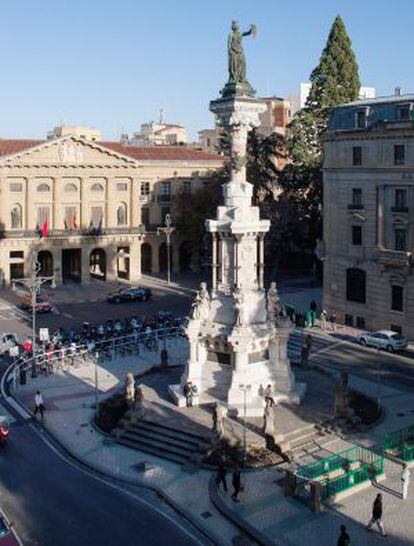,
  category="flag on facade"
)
[41,219,48,238]
[96,217,102,236]
[35,223,42,238]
